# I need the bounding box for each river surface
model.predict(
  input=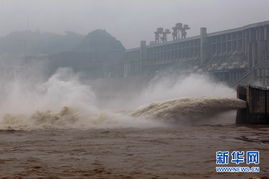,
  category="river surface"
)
[0,124,268,179]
